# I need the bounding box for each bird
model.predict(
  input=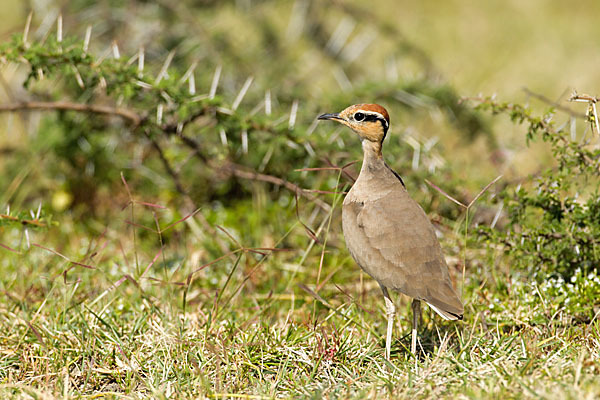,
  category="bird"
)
[318,103,463,359]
